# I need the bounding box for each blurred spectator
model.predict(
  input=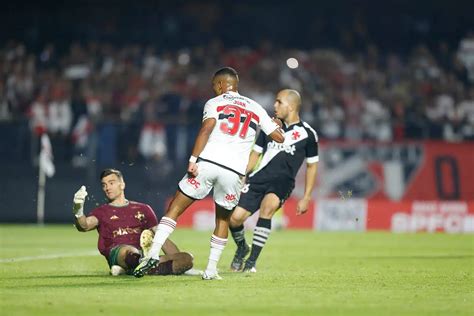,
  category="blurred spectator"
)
[1,2,473,171]
[457,32,474,82]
